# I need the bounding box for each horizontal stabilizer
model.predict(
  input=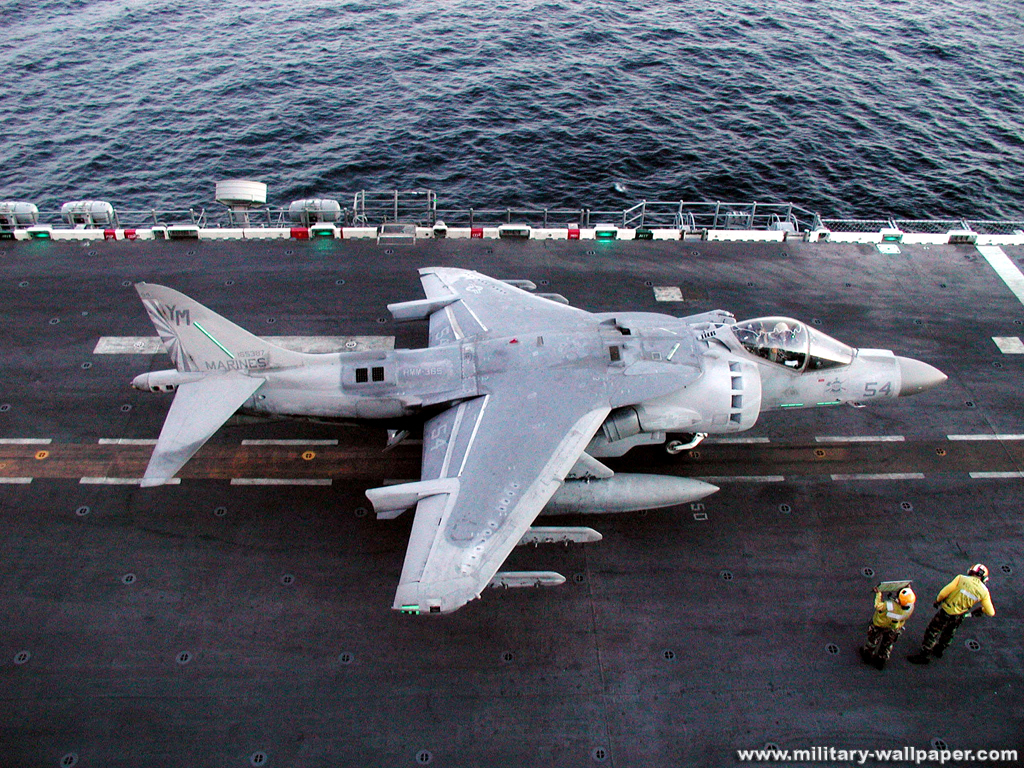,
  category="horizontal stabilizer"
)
[142,373,263,487]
